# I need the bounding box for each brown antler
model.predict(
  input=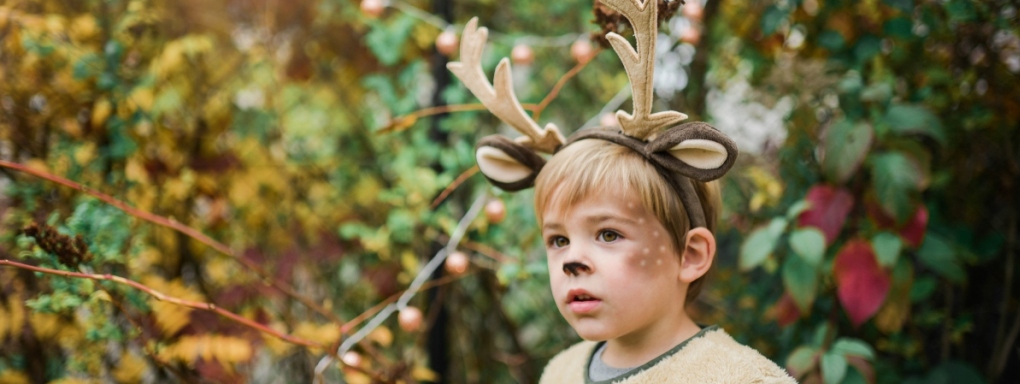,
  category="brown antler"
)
[447,18,566,154]
[601,0,687,140]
